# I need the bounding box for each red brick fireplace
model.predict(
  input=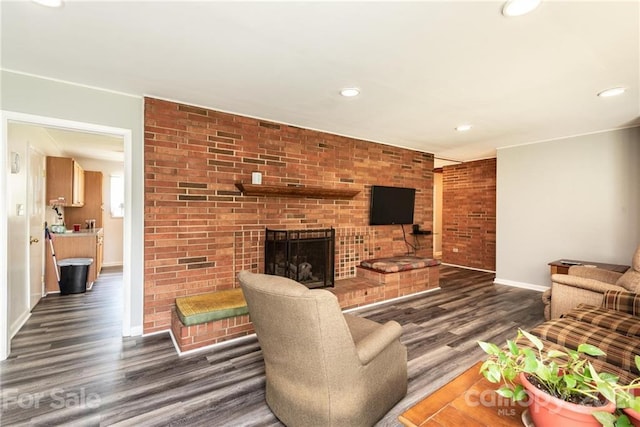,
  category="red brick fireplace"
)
[144,97,434,334]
